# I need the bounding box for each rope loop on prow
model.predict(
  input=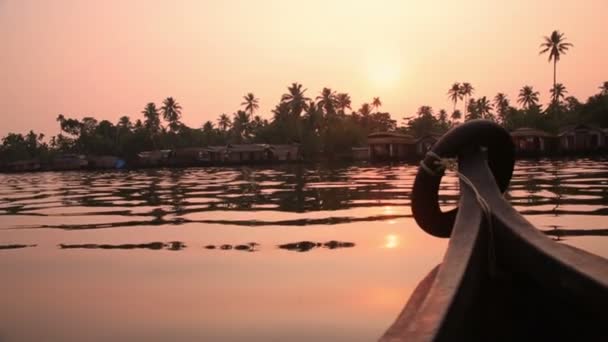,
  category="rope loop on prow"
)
[420,150,498,277]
